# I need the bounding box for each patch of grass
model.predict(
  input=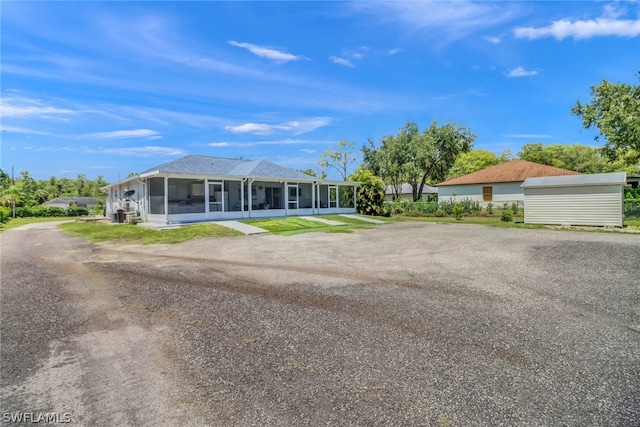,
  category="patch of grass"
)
[389,215,544,229]
[242,216,375,236]
[59,221,242,244]
[316,215,377,225]
[624,218,640,228]
[0,217,74,232]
